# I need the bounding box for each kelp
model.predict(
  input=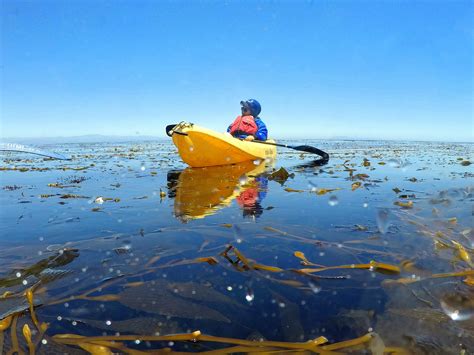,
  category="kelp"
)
[51,330,380,354]
[297,260,400,275]
[221,245,283,273]
[310,188,341,196]
[267,167,294,184]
